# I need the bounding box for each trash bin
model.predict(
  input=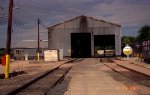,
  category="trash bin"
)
[25,54,28,60]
